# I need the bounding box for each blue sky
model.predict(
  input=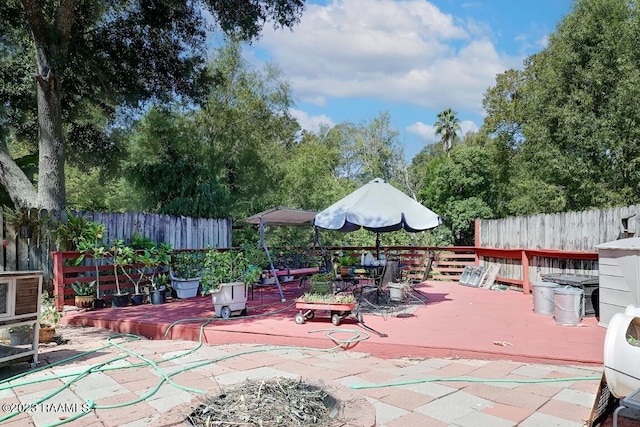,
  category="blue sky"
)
[241,0,575,161]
